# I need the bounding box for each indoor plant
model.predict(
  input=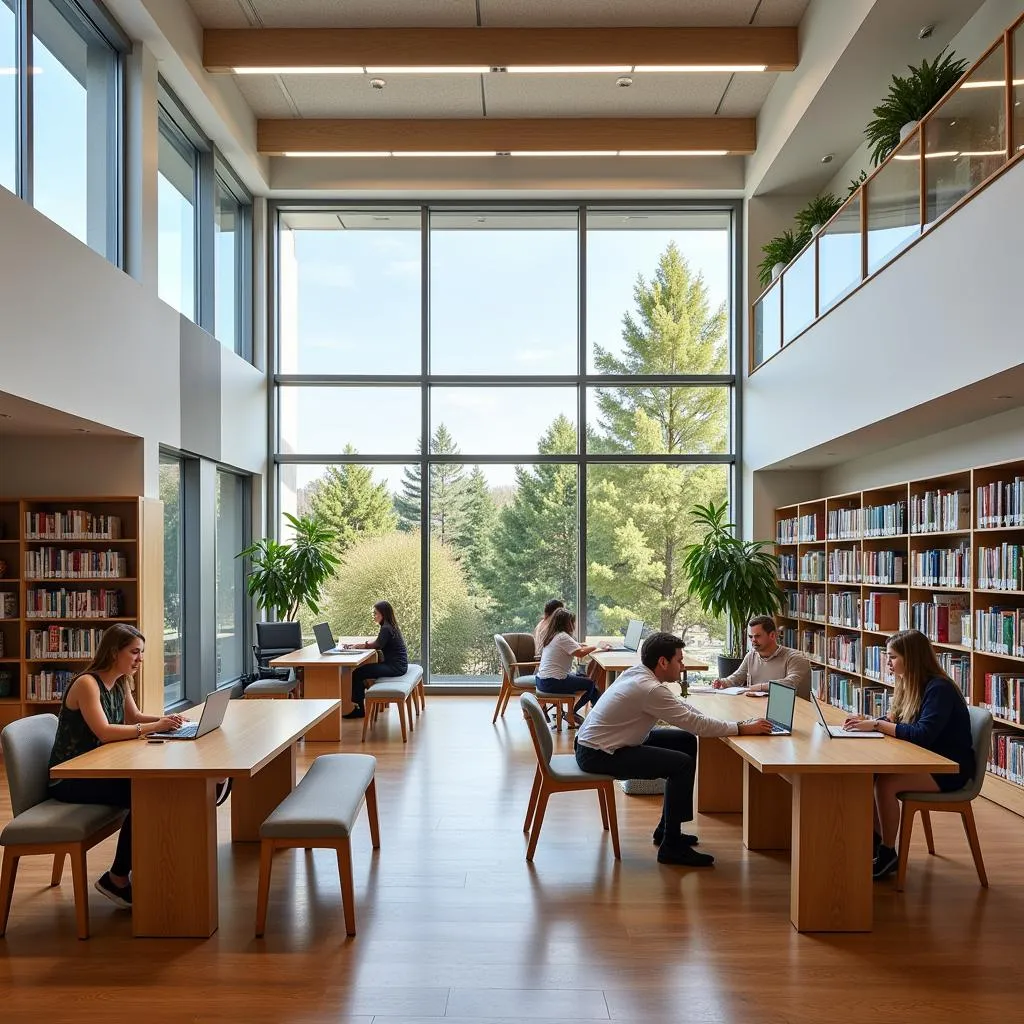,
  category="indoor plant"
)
[681,501,783,677]
[237,512,340,621]
[864,48,969,165]
[795,192,843,237]
[756,228,810,288]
